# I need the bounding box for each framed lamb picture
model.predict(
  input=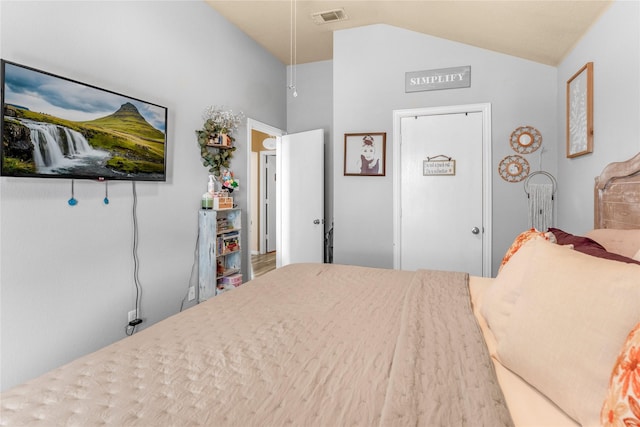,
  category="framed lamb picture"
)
[566,62,594,158]
[344,132,386,176]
